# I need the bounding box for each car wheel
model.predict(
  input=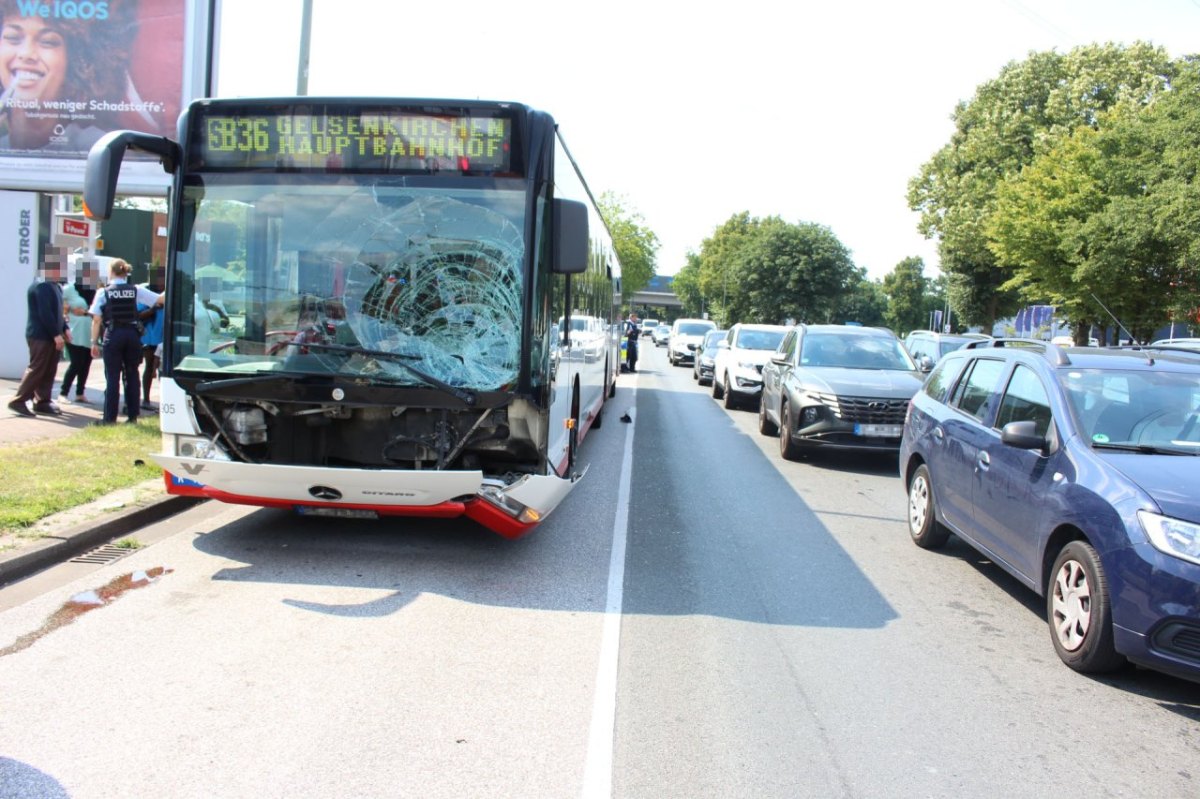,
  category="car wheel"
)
[723,375,739,409]
[712,373,725,400]
[1047,541,1125,674]
[907,464,950,549]
[758,397,778,436]
[779,401,801,460]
